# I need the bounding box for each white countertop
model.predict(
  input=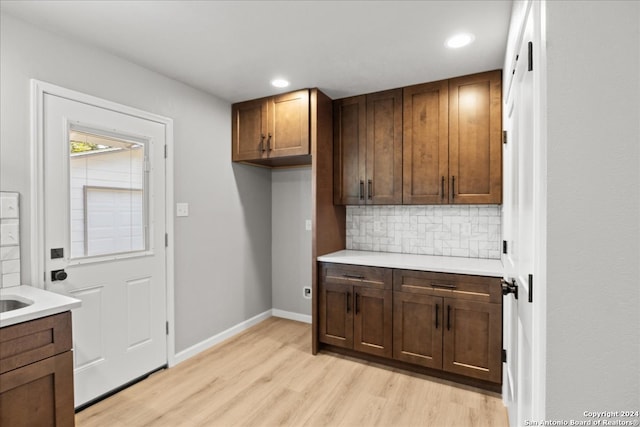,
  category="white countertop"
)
[0,285,81,328]
[317,250,504,277]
